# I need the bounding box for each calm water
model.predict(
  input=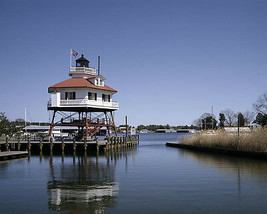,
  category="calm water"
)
[1,133,267,214]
